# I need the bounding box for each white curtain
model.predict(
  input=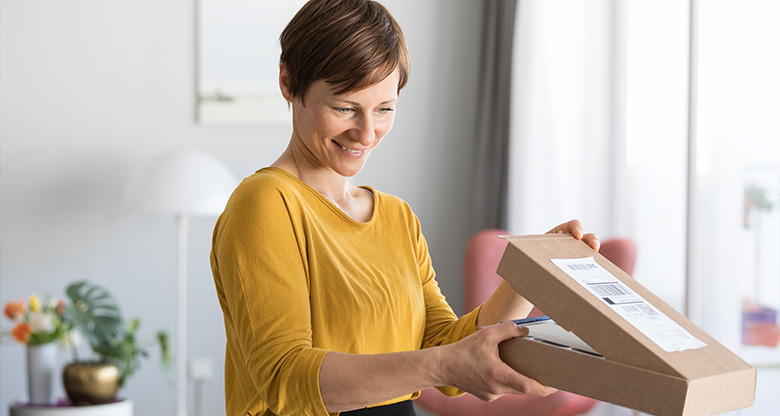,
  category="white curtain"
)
[506,1,780,413]
[506,0,617,237]
[506,0,692,311]
[508,0,780,364]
